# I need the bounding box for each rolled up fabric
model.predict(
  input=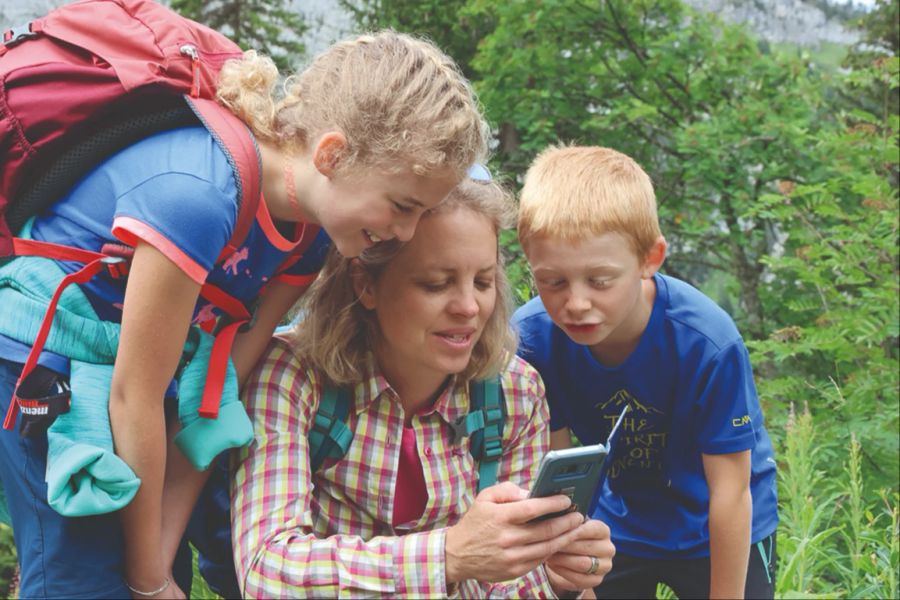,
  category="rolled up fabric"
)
[174,327,253,471]
[45,361,140,517]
